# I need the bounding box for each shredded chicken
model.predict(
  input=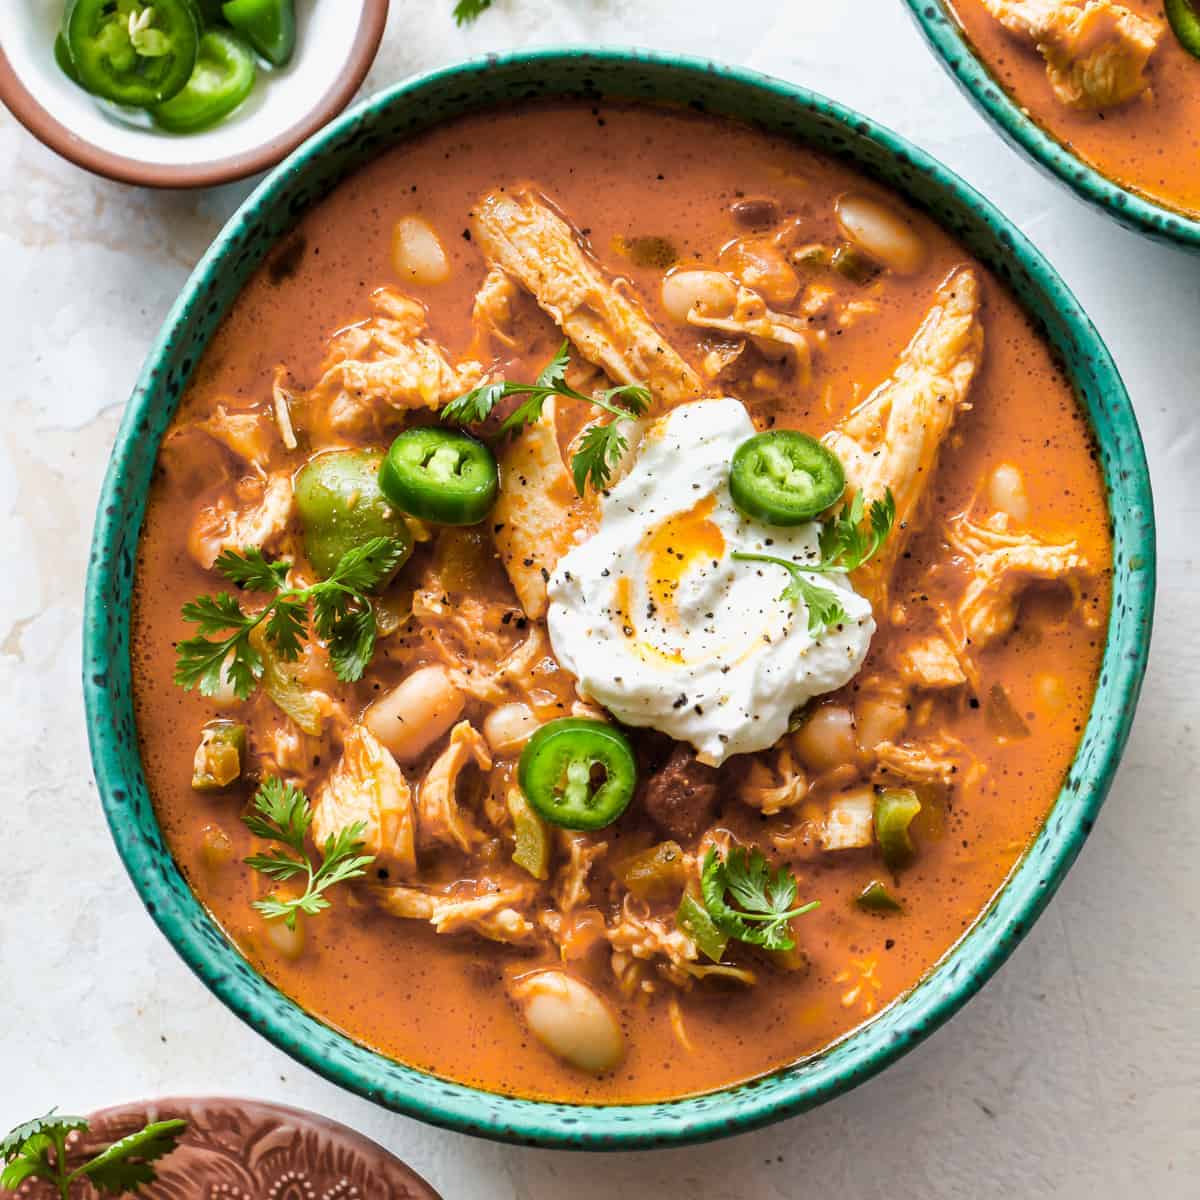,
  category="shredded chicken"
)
[312,725,417,877]
[825,268,984,615]
[896,633,969,690]
[874,734,973,788]
[192,405,278,476]
[271,366,299,451]
[687,284,816,385]
[473,189,703,410]
[607,896,700,990]
[470,266,519,350]
[739,743,809,815]
[982,0,1162,110]
[947,514,1097,646]
[491,398,589,619]
[187,471,294,570]
[415,721,492,852]
[374,881,537,944]
[554,831,607,913]
[306,287,482,439]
